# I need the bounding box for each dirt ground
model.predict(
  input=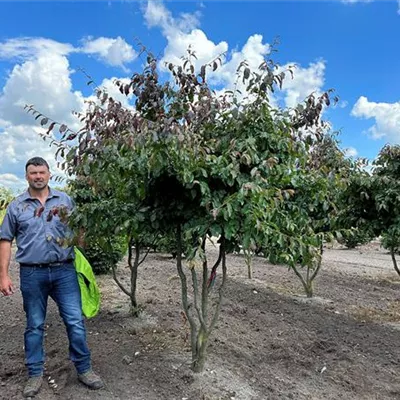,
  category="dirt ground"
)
[2,241,400,400]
